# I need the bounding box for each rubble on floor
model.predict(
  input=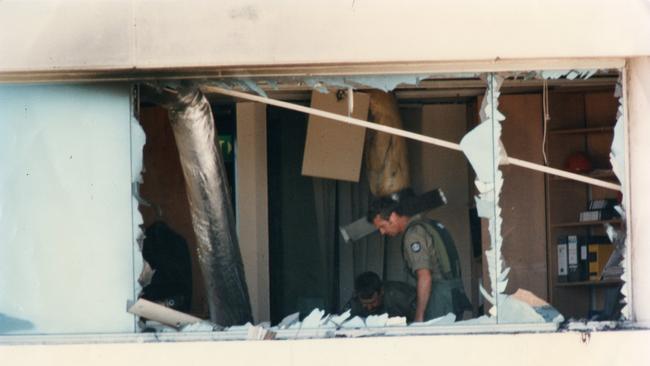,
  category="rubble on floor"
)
[128,289,565,340]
